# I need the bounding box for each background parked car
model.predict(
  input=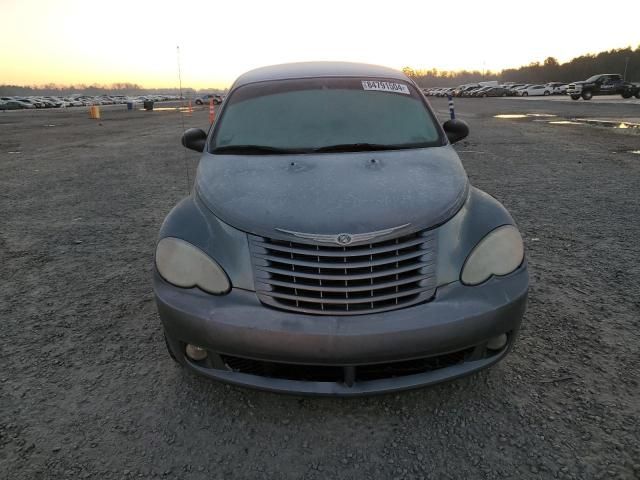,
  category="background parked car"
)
[566,74,640,100]
[0,100,24,110]
[519,85,551,96]
[13,99,37,108]
[546,82,567,95]
[195,94,223,105]
[478,86,510,97]
[468,86,491,97]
